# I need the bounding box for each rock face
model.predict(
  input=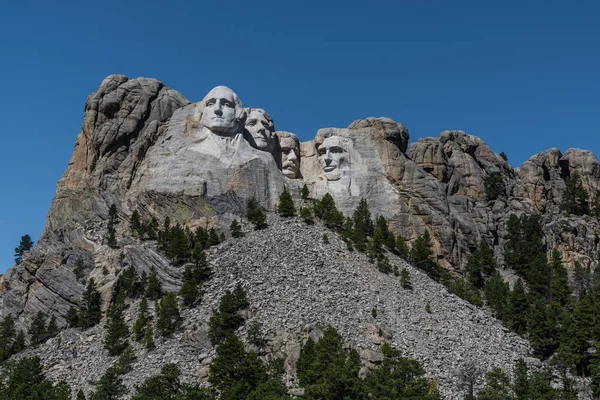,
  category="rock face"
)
[1,75,600,396]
